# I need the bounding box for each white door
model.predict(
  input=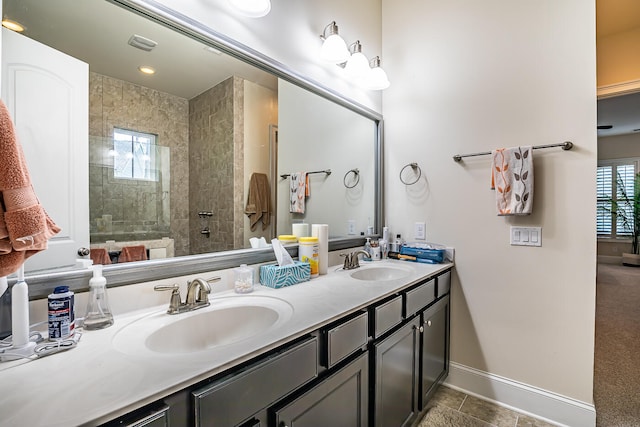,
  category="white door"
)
[1,28,89,273]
